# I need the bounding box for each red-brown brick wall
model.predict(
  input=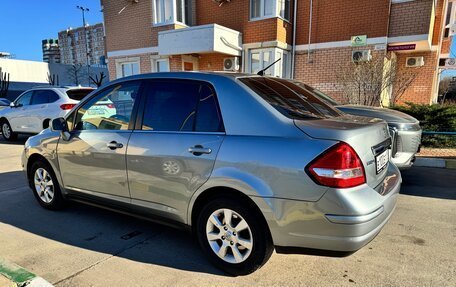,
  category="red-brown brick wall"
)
[394,51,438,104]
[199,53,227,71]
[196,0,293,44]
[296,0,390,45]
[432,0,446,46]
[388,0,433,38]
[441,38,452,54]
